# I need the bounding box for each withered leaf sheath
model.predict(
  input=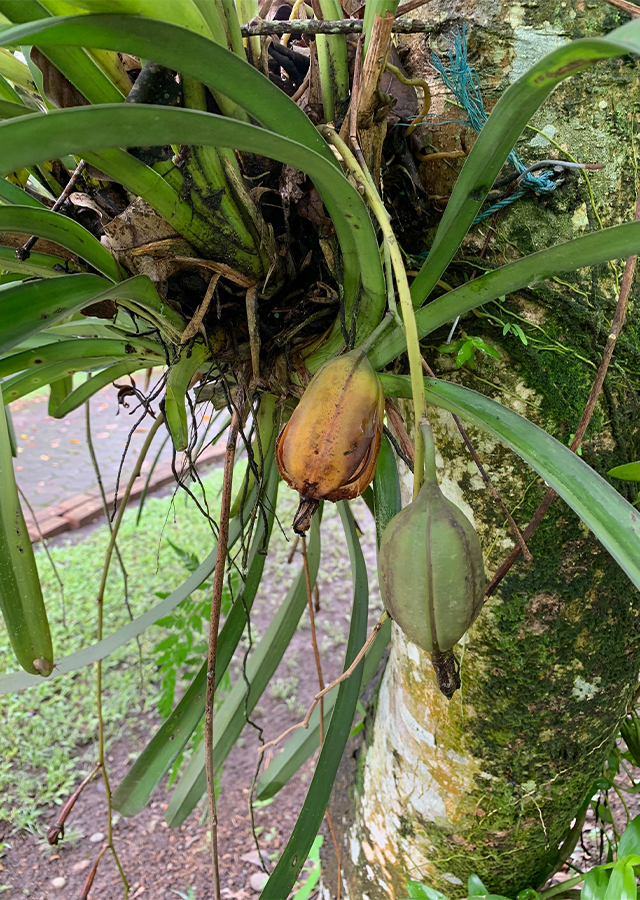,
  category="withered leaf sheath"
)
[378,421,486,699]
[276,349,384,533]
